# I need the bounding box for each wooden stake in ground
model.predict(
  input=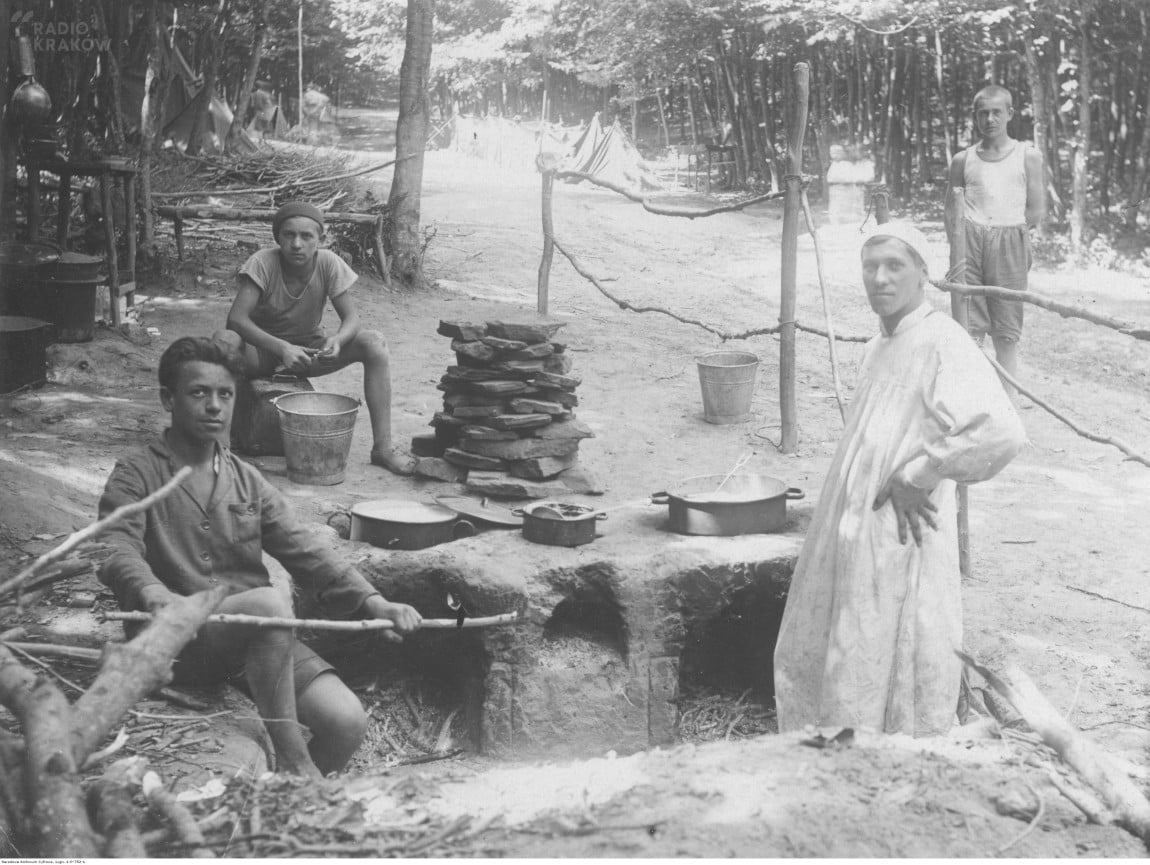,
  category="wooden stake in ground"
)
[798,189,846,423]
[779,61,810,454]
[537,152,557,315]
[945,187,972,580]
